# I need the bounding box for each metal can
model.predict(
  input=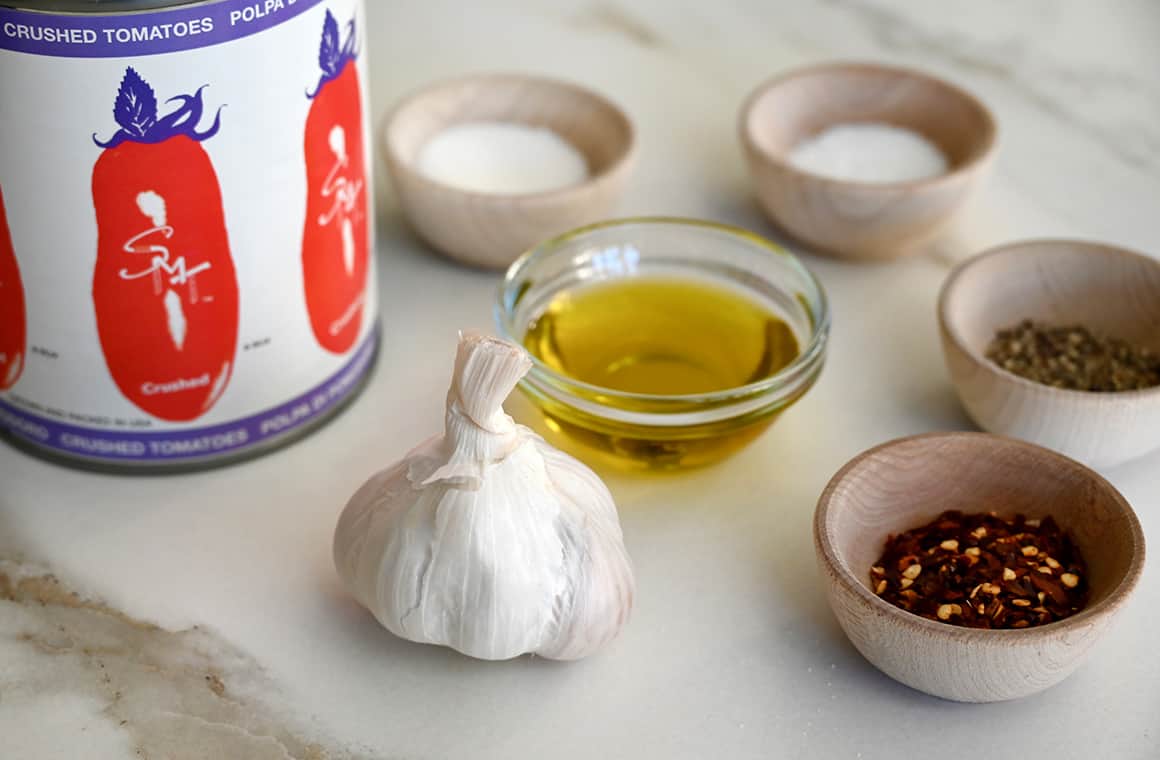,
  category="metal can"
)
[0,0,376,471]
